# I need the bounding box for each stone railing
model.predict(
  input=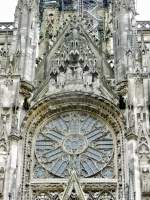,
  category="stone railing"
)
[0,21,150,32]
[0,22,14,32]
[137,21,150,31]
